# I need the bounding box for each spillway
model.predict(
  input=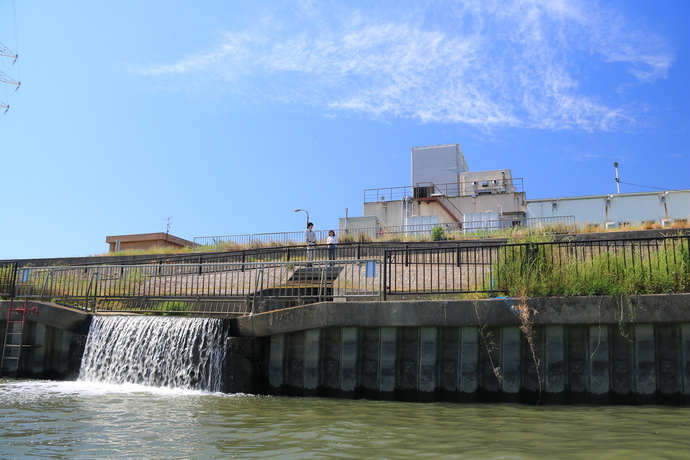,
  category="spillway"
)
[78,316,226,392]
